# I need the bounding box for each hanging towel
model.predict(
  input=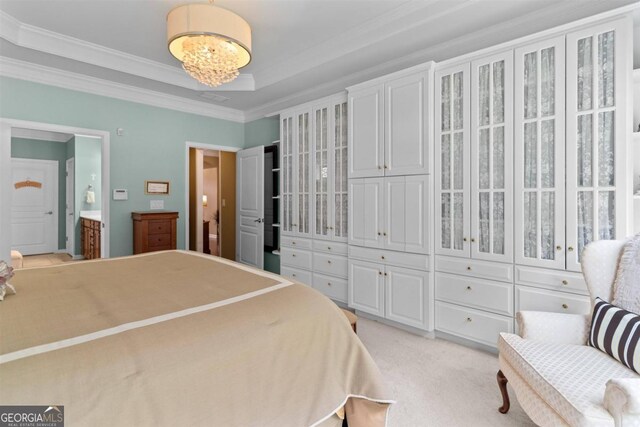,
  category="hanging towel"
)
[86,191,95,204]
